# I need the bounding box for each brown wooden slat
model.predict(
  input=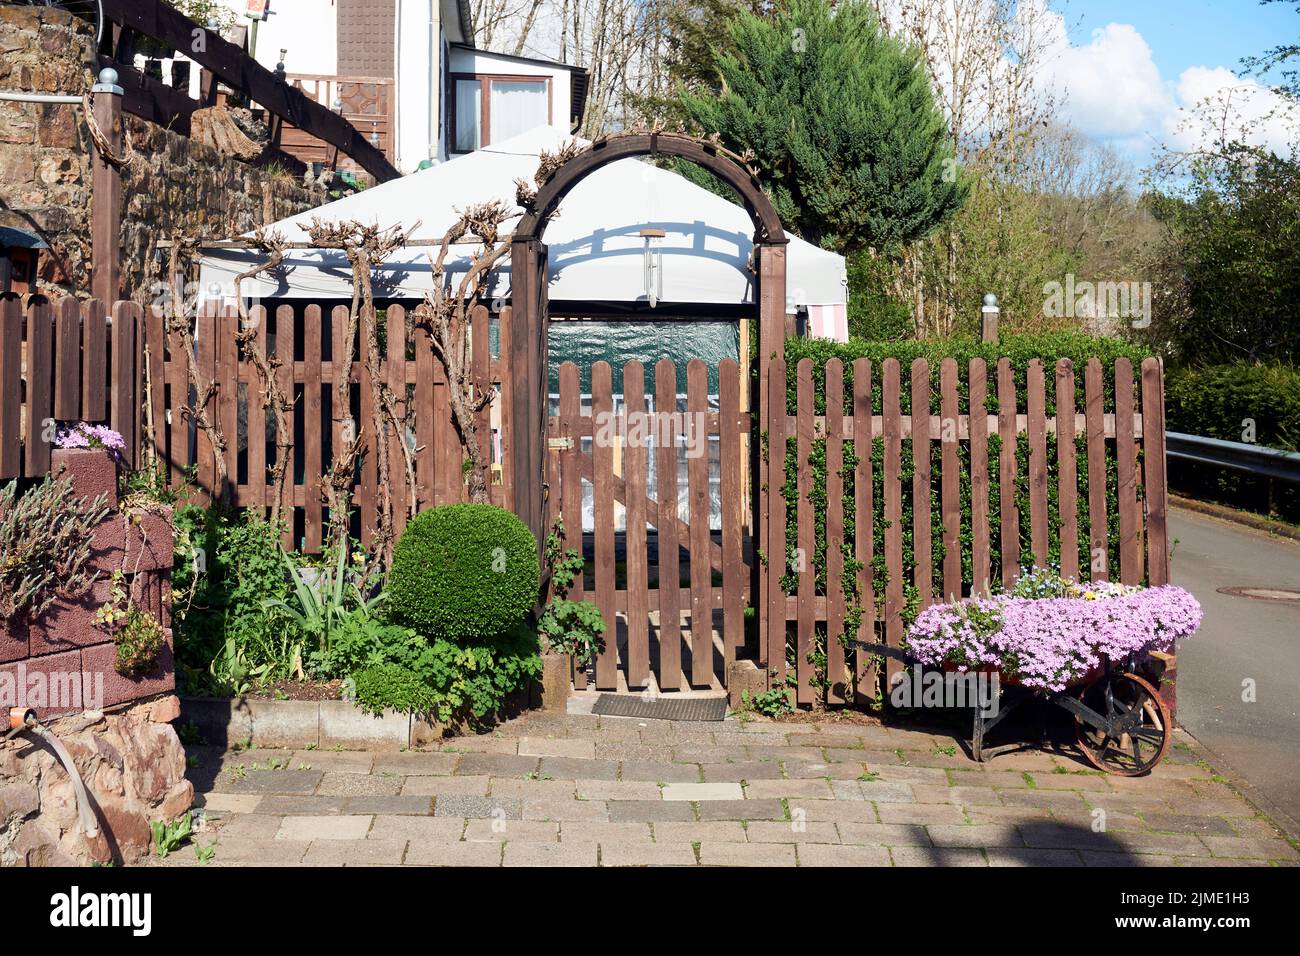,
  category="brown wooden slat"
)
[719,358,743,671]
[1141,358,1169,586]
[825,358,846,704]
[687,359,712,688]
[0,297,20,479]
[1084,359,1108,581]
[275,305,296,545]
[143,304,166,473]
[303,305,324,552]
[910,359,932,611]
[470,305,490,503]
[939,357,961,602]
[1026,360,1049,566]
[217,306,239,503]
[245,306,268,516]
[54,298,81,421]
[81,299,107,423]
[558,362,586,689]
[852,358,875,699]
[388,305,409,539]
[765,356,787,684]
[591,361,618,690]
[1056,359,1079,580]
[25,299,53,476]
[655,359,683,691]
[431,337,453,506]
[496,305,513,513]
[413,317,435,511]
[164,303,187,492]
[194,304,216,503]
[969,359,990,594]
[997,358,1020,587]
[357,308,378,545]
[882,359,904,687]
[1115,358,1140,585]
[794,358,815,705]
[624,360,650,690]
